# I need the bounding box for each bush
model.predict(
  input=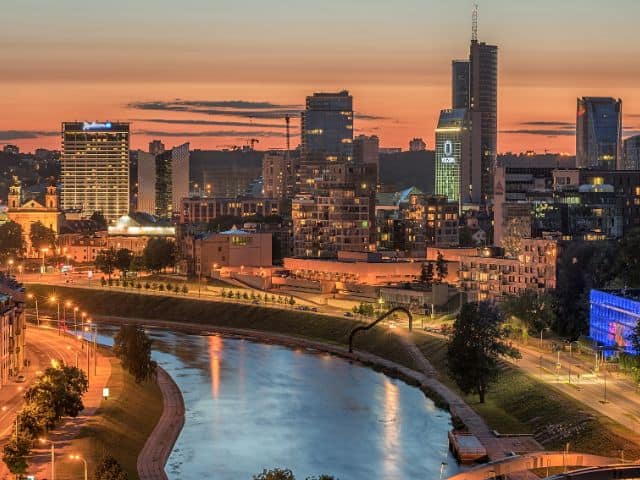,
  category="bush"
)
[166,282,172,291]
[101,277,107,287]
[94,455,128,480]
[158,284,165,292]
[243,292,249,300]
[182,285,188,294]
[108,279,113,287]
[136,282,142,289]
[144,282,150,290]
